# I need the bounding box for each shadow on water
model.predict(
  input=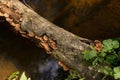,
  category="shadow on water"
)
[0,18,68,80]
